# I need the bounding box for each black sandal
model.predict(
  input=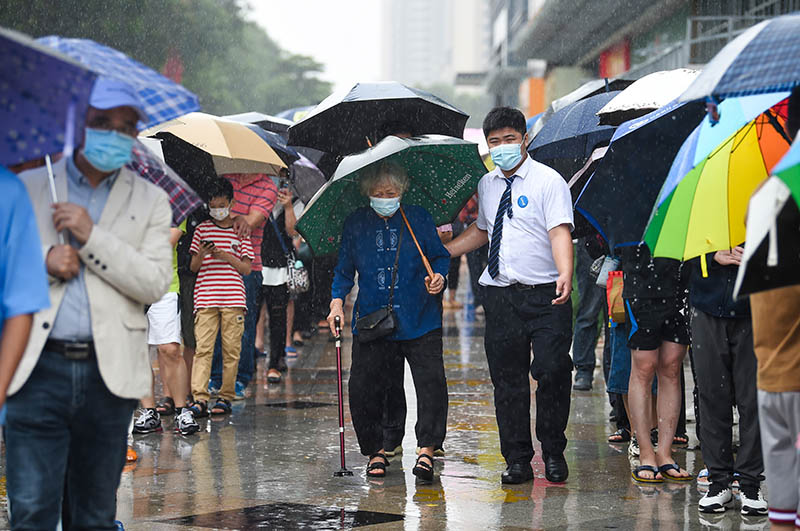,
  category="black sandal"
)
[673,433,689,446]
[211,398,232,415]
[412,453,435,483]
[608,427,631,444]
[188,400,208,418]
[366,453,388,478]
[156,396,175,416]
